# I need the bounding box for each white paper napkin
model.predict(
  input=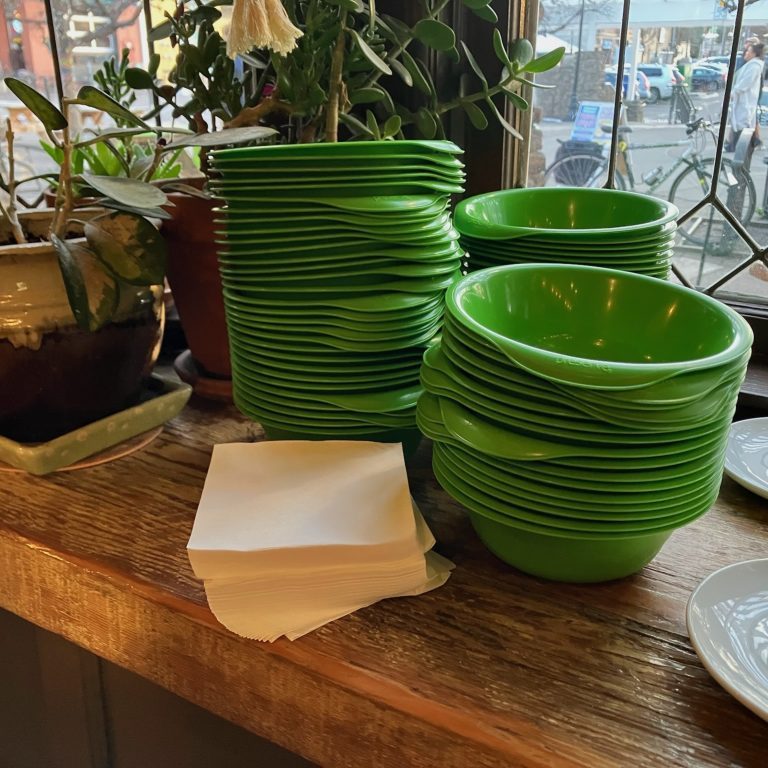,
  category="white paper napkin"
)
[188,441,419,578]
[188,440,454,641]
